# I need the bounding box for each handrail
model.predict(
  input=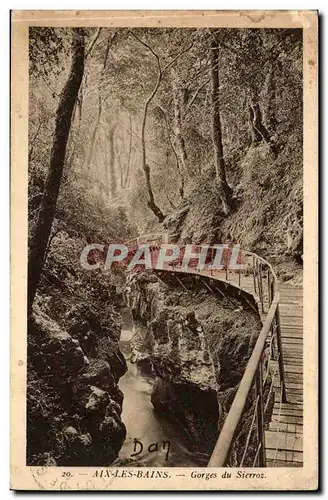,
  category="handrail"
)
[207,294,279,466]
[128,233,287,467]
